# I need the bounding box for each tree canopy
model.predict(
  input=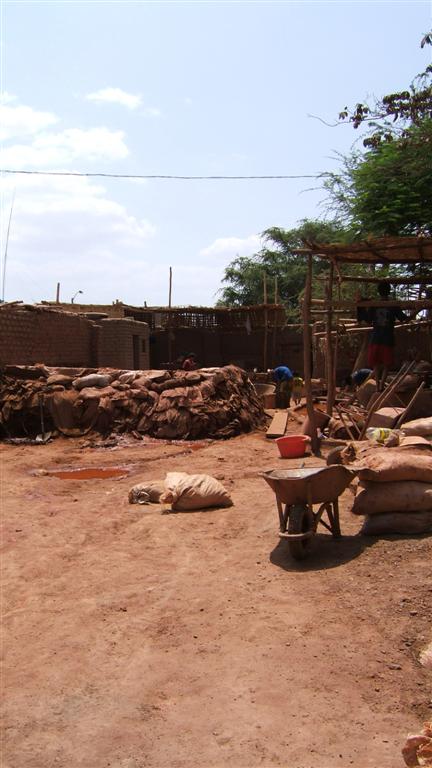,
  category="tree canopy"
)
[326,118,432,236]
[218,33,432,310]
[338,34,432,148]
[326,33,432,236]
[217,220,350,317]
